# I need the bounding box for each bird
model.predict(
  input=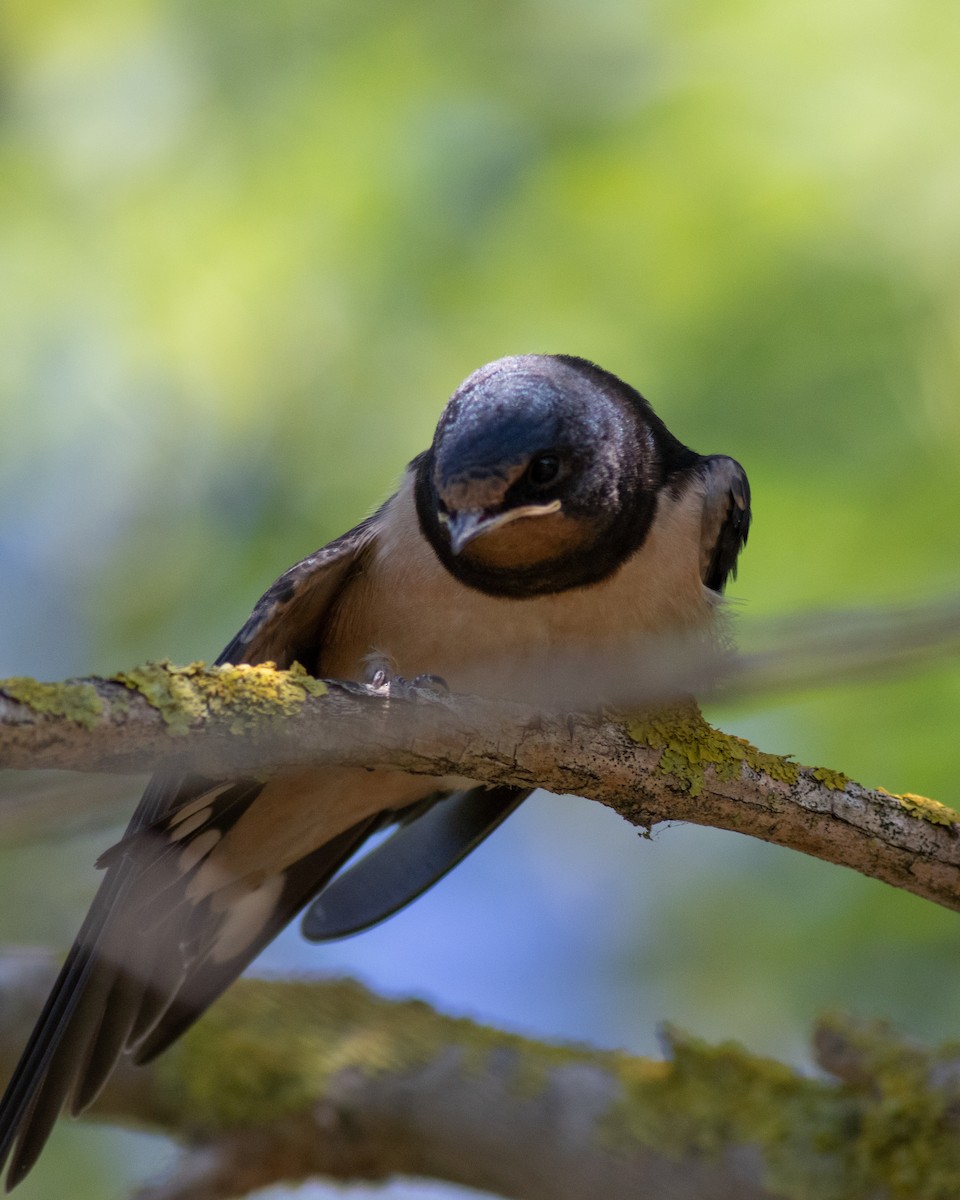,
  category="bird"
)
[0,353,750,1188]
